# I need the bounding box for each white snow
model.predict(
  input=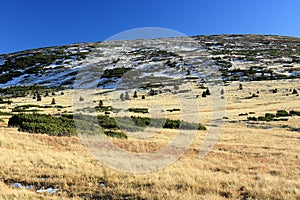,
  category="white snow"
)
[12,182,35,189]
[36,187,59,194]
[0,74,29,88]
[79,50,89,53]
[0,59,6,66]
[1,36,298,89]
